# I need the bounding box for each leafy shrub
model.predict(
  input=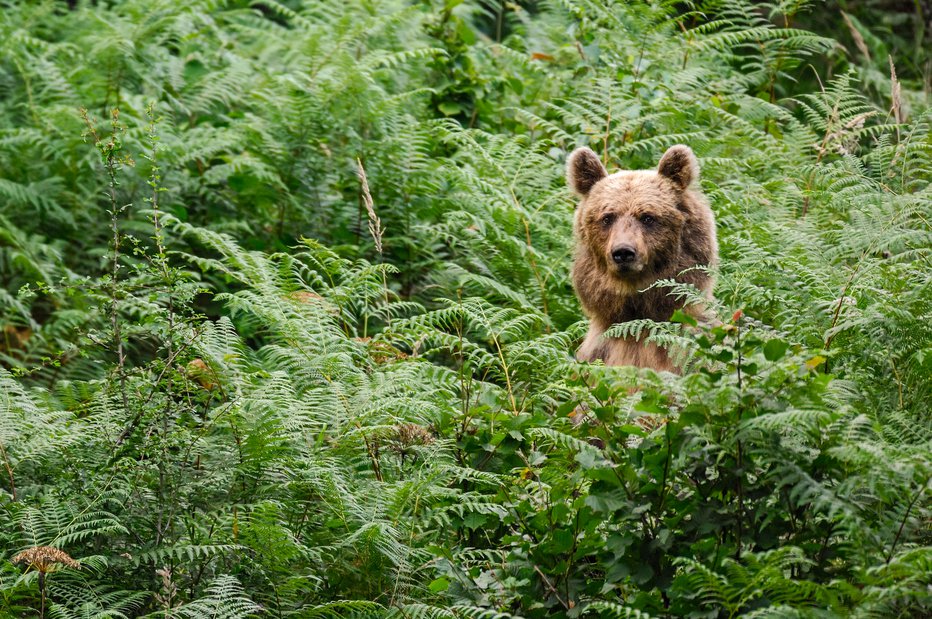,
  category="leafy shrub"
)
[0,1,928,617]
